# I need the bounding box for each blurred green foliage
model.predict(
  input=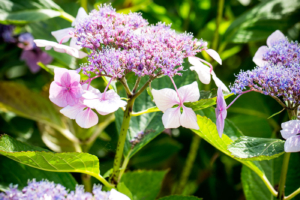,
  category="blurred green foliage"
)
[1,0,300,199]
